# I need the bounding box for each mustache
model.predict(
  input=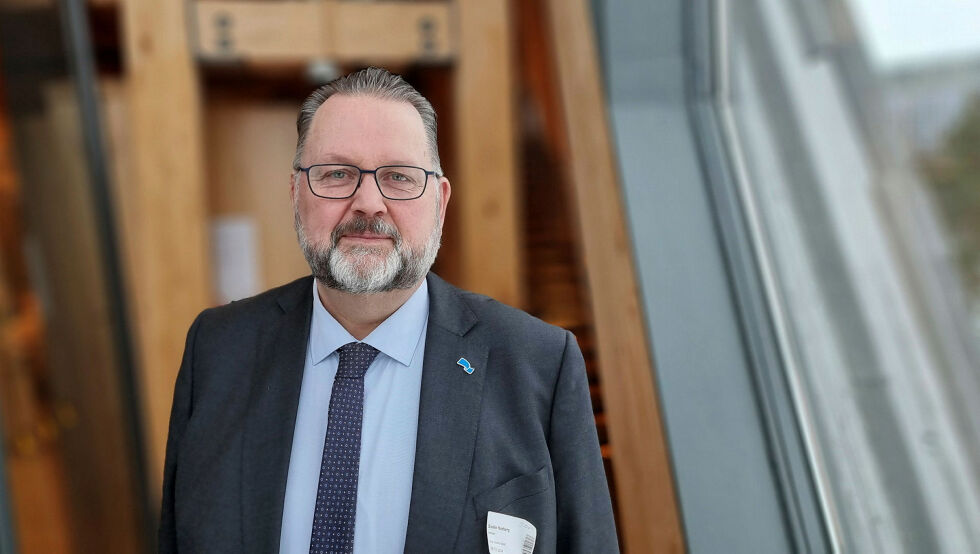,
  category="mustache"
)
[330,217,402,247]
